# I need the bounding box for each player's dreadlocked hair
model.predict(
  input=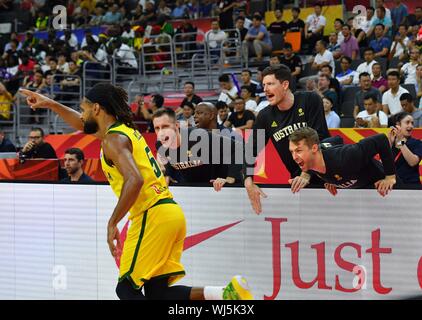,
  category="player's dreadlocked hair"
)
[85,83,137,130]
